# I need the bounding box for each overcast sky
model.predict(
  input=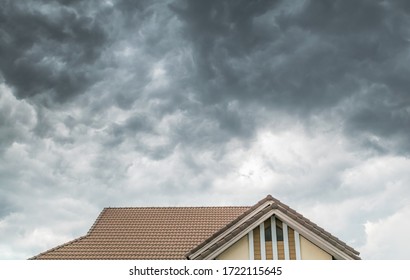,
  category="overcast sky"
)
[1,0,410,260]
